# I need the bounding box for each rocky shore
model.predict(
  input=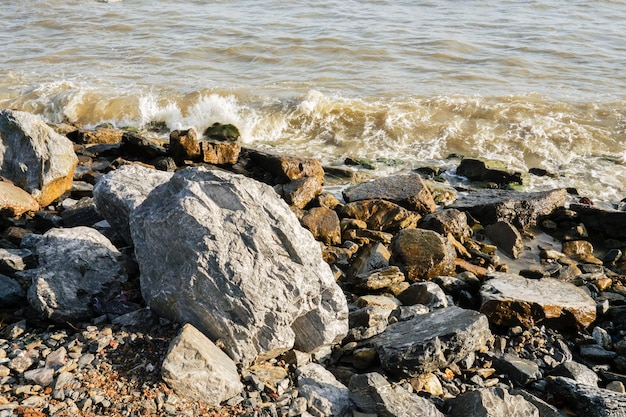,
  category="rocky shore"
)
[1,109,626,416]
